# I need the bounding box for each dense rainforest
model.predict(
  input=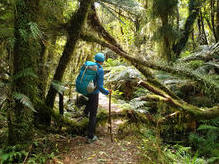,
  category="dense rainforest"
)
[0,0,219,163]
